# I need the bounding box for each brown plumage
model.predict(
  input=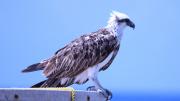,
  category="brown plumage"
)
[22,28,119,87]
